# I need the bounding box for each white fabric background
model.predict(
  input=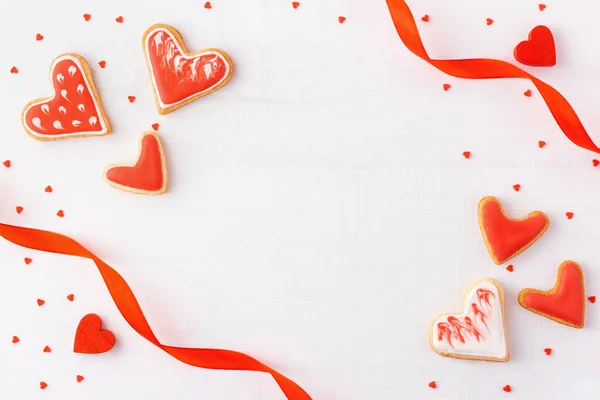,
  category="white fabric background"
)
[0,0,598,399]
